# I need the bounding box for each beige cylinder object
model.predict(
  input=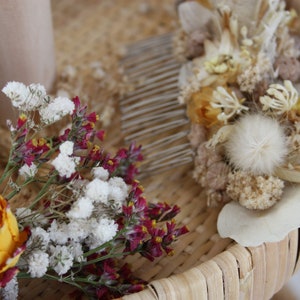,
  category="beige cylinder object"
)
[0,0,56,125]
